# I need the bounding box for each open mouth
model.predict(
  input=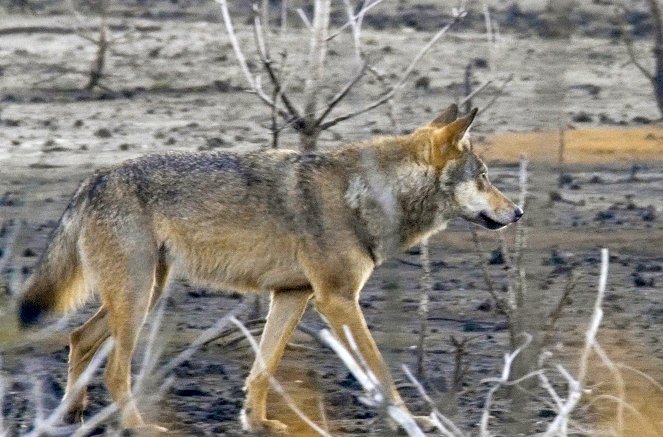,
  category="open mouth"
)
[476,212,506,230]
